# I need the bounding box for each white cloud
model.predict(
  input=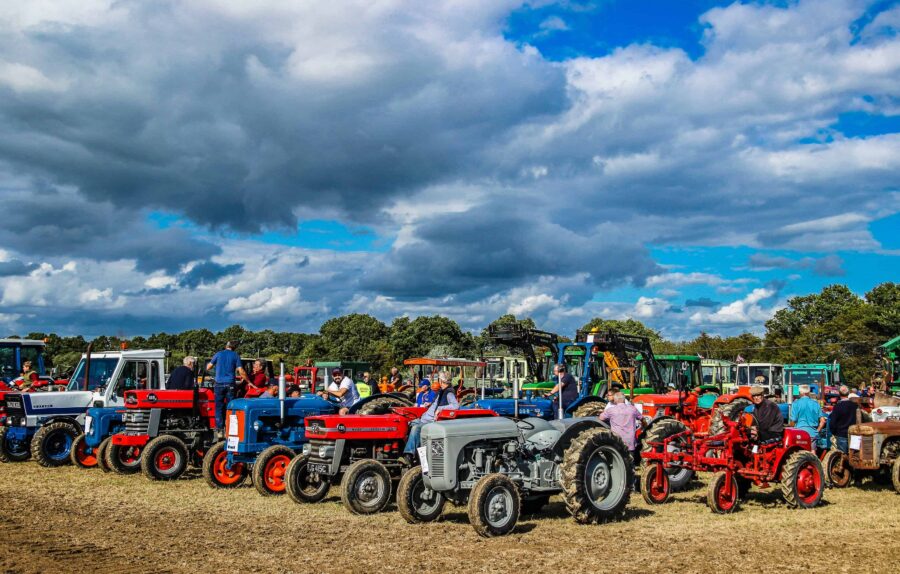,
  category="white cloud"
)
[633,296,672,319]
[689,287,781,326]
[224,286,304,318]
